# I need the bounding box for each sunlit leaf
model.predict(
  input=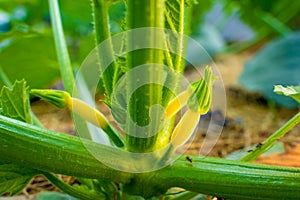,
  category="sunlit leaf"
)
[0,161,38,196]
[0,80,32,123]
[274,85,300,103]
